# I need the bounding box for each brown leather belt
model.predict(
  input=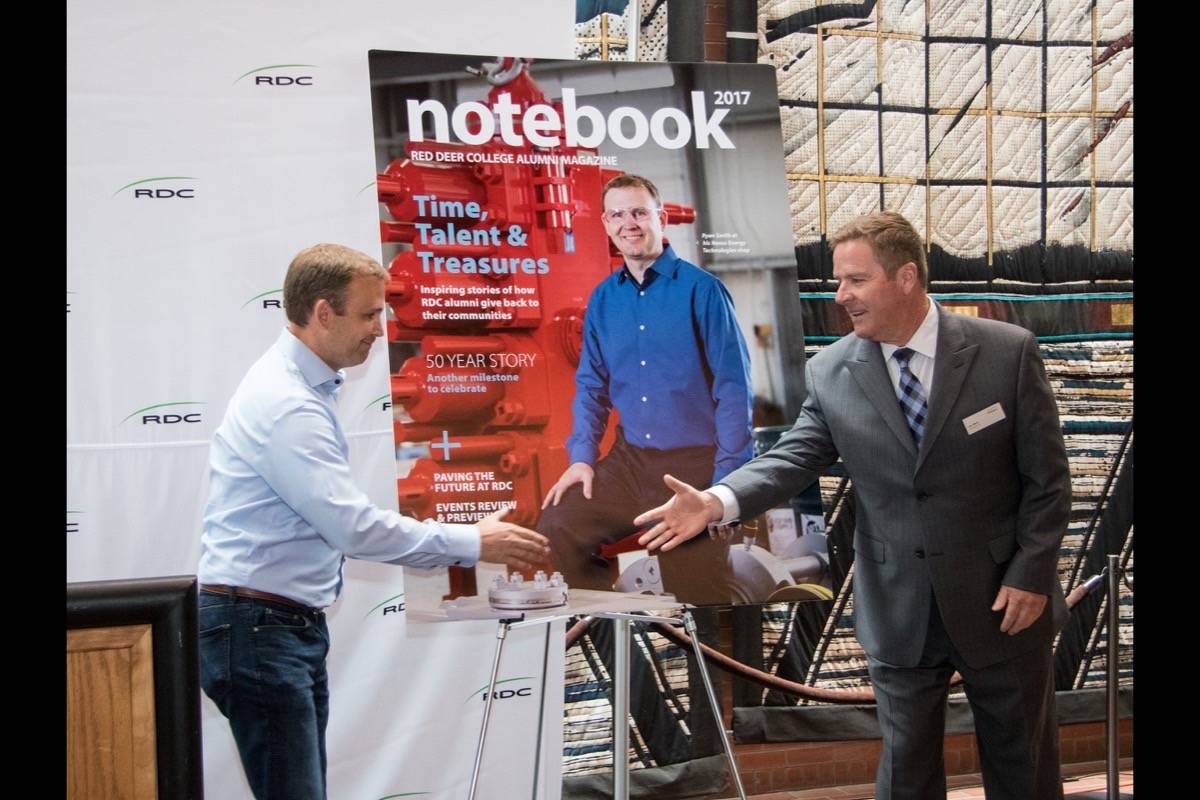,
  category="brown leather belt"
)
[200,583,323,614]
